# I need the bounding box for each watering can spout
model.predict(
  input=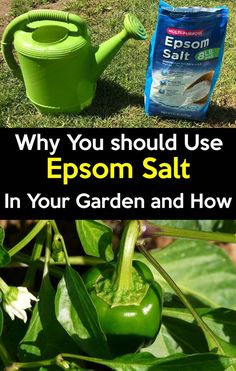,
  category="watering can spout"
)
[94,14,147,80]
